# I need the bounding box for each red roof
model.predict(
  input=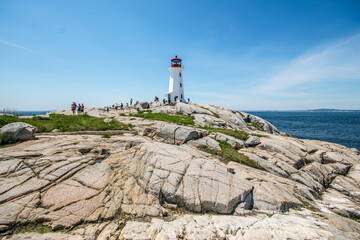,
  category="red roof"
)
[171,56,182,61]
